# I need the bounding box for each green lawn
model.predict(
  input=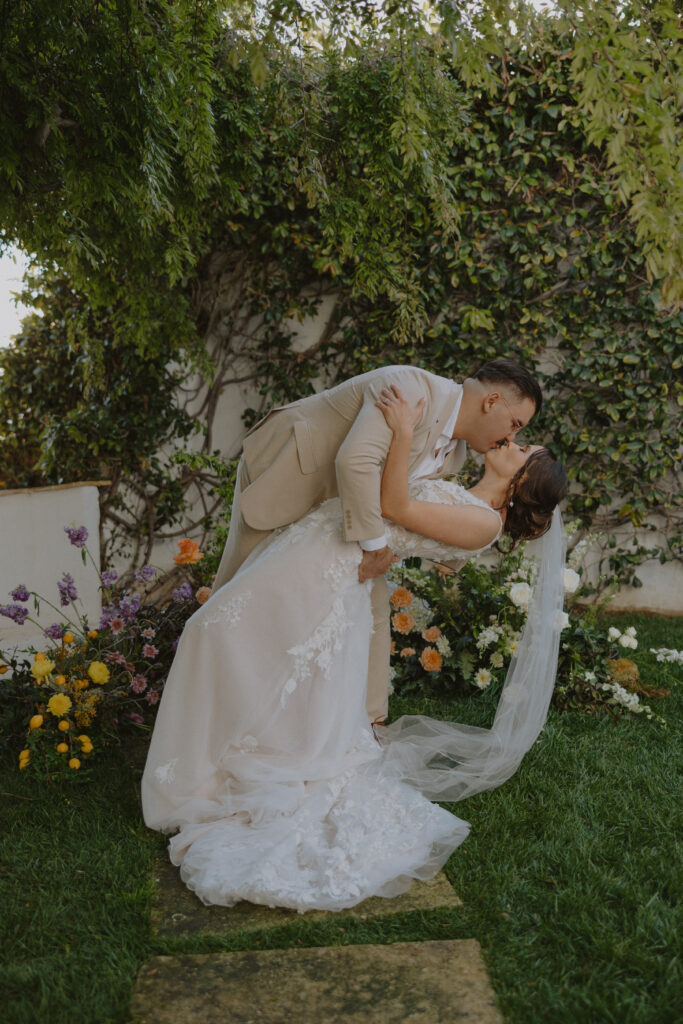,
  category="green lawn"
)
[1,613,681,1023]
